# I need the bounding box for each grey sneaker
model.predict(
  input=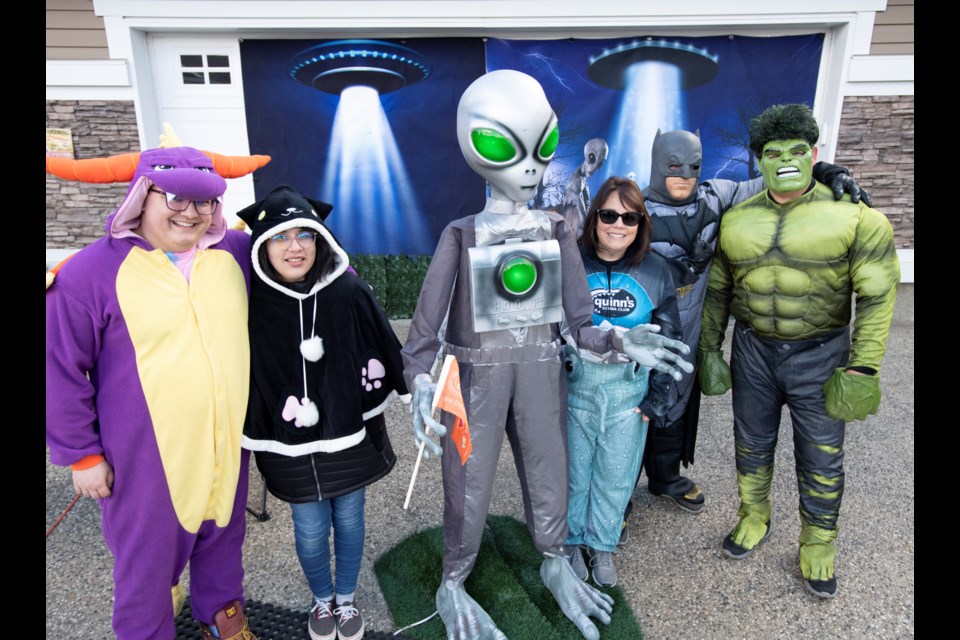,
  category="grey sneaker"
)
[588,549,618,588]
[308,600,337,640]
[334,601,364,640]
[566,545,588,581]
